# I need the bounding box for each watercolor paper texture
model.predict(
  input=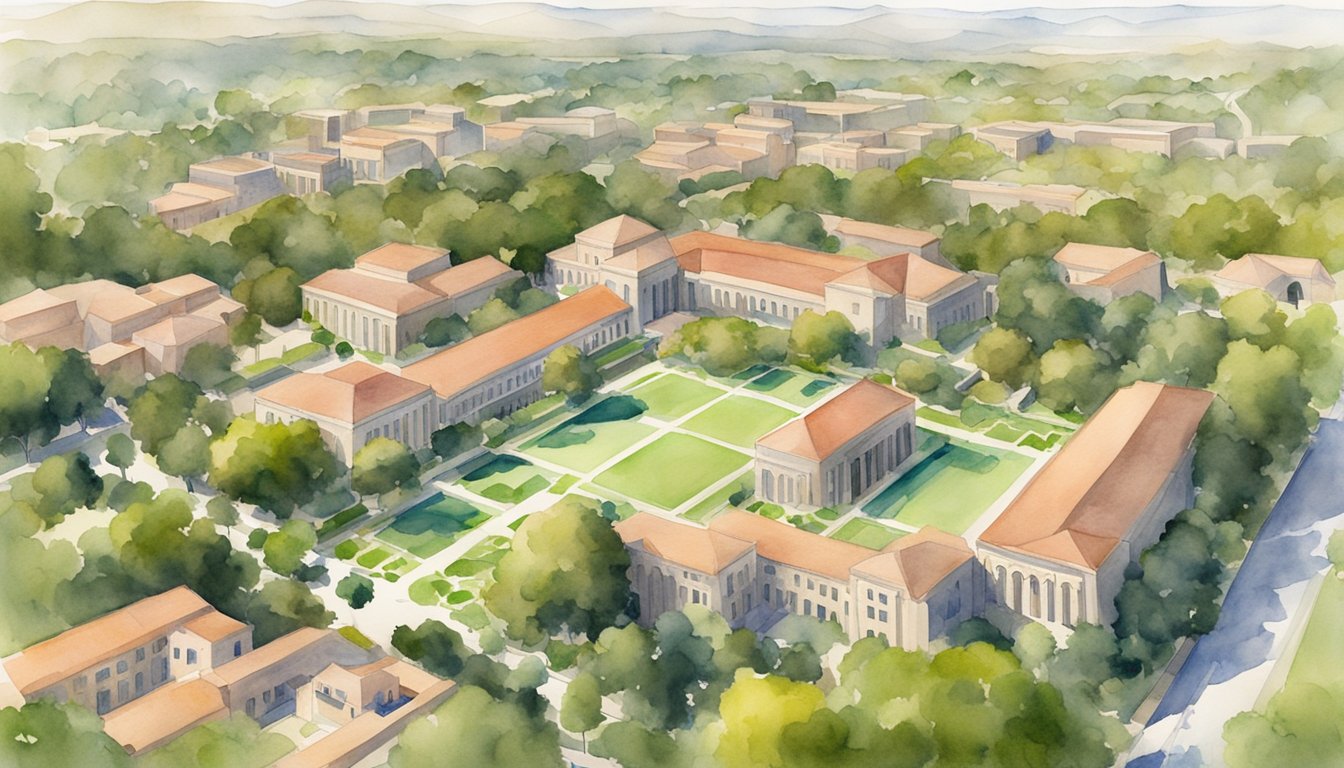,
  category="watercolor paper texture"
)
[0,2,1340,767]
